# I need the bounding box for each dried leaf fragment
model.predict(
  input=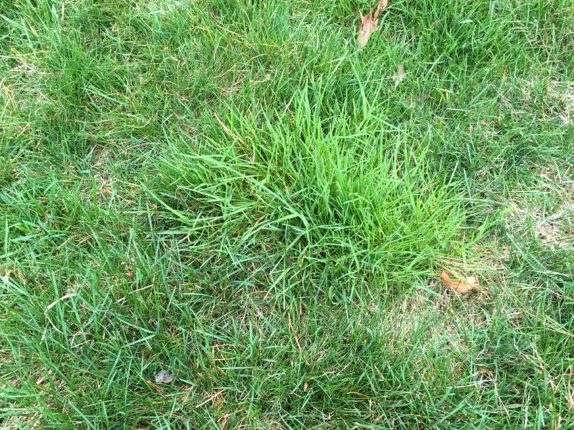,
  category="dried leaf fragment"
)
[393,64,406,86]
[358,15,379,48]
[440,271,478,295]
[358,0,389,48]
[155,370,174,384]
